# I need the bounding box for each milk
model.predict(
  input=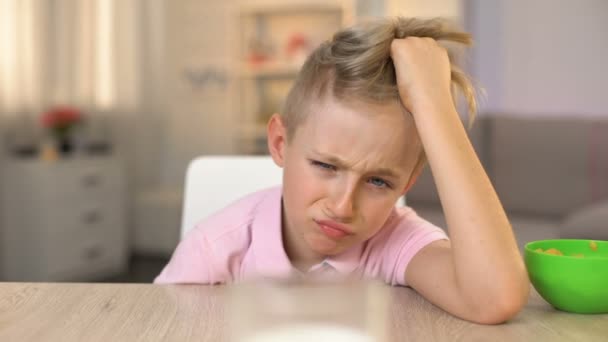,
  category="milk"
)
[240,323,375,342]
